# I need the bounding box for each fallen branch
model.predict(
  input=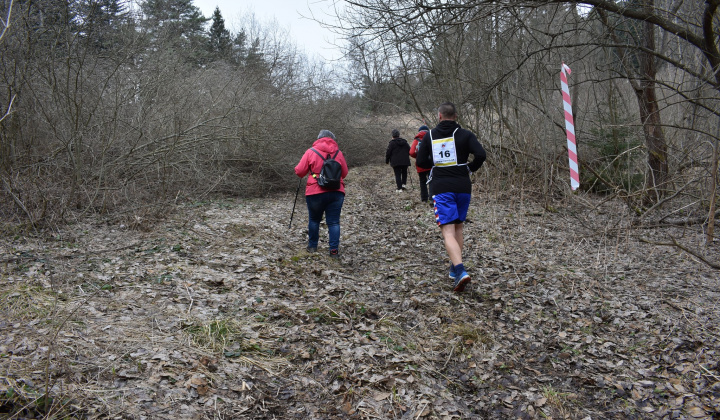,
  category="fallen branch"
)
[640,178,697,220]
[660,209,720,226]
[640,236,720,269]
